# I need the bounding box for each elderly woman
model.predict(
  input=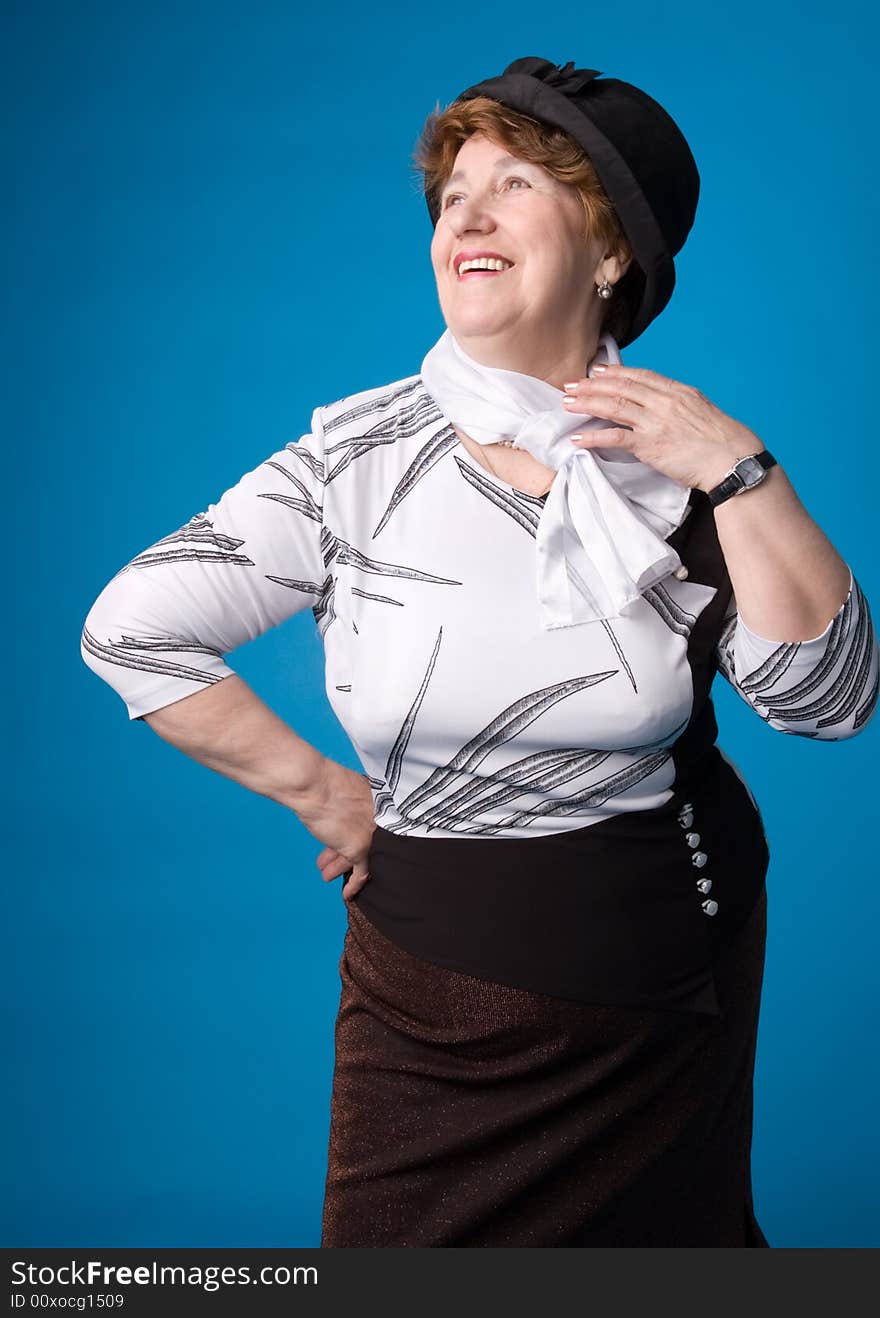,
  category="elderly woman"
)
[81,57,878,1247]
